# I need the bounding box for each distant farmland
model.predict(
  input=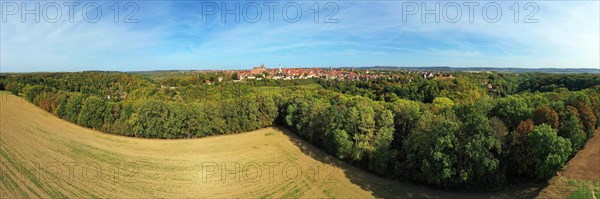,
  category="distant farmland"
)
[0,92,543,198]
